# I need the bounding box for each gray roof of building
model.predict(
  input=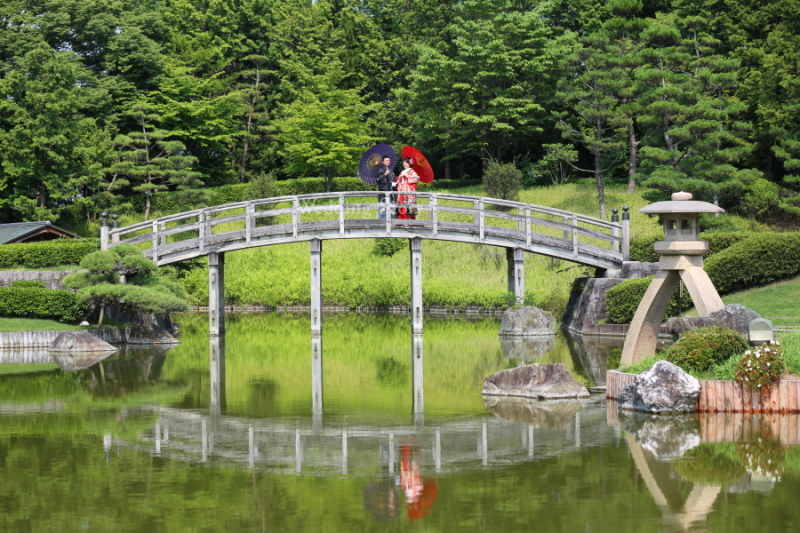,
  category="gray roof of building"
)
[0,221,79,244]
